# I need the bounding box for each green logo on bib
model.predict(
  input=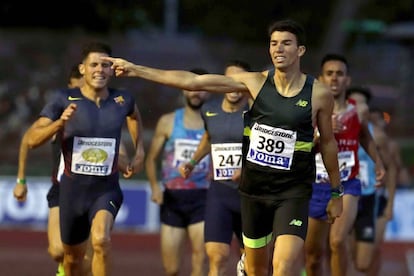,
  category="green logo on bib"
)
[82,148,108,163]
